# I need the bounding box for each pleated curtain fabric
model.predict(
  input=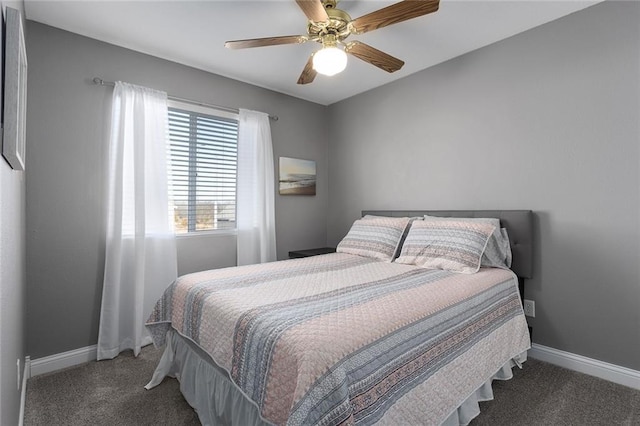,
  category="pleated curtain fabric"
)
[98,82,177,360]
[236,109,277,265]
